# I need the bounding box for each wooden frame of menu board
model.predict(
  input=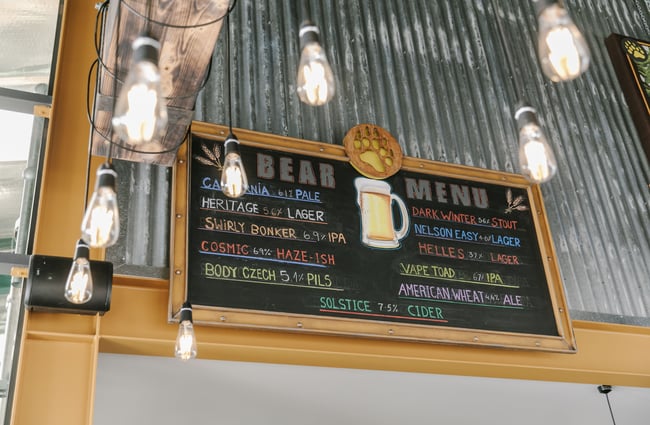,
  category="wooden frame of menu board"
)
[170,121,576,353]
[606,33,650,162]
